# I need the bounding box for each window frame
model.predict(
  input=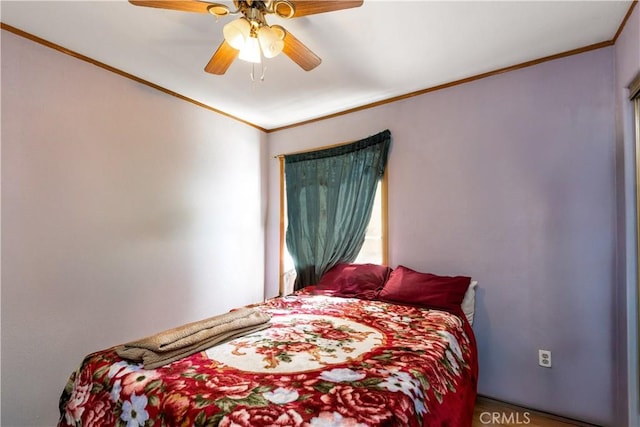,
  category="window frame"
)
[632,71,640,395]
